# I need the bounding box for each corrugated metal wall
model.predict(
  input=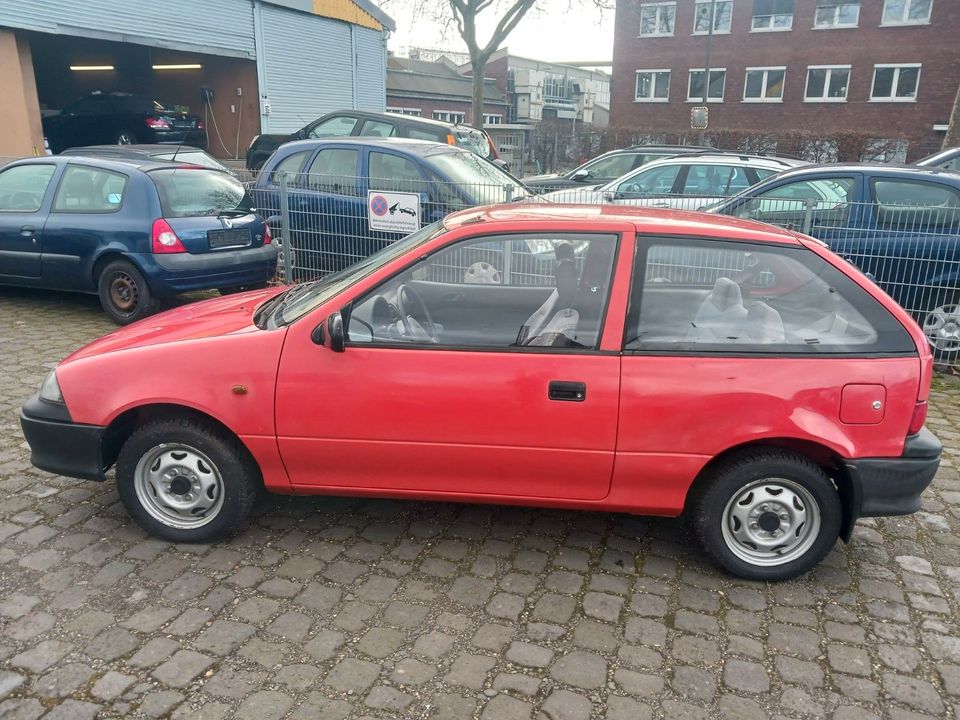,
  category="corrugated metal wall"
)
[355,26,387,112]
[0,0,256,57]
